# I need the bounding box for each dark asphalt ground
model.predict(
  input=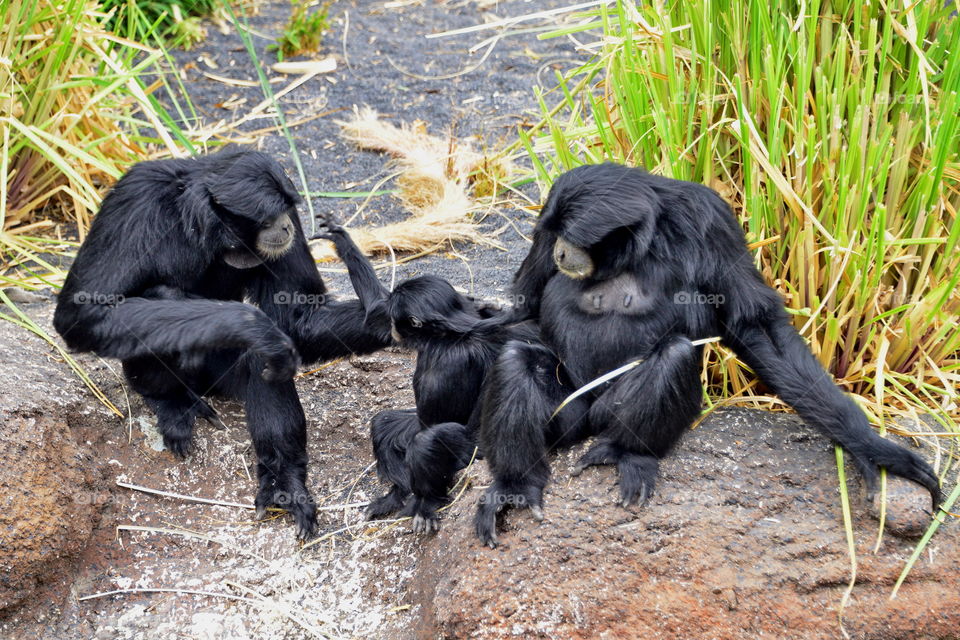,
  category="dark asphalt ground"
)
[164,0,585,299]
